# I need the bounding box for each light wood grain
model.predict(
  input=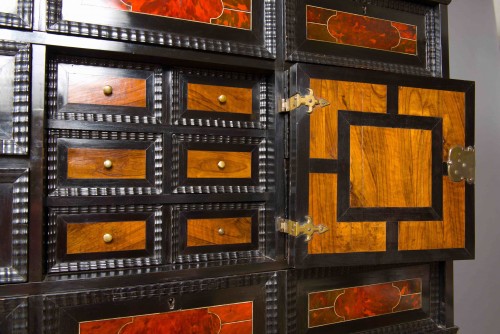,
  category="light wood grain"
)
[67,73,147,107]
[187,217,252,247]
[399,87,465,160]
[187,150,252,178]
[398,177,465,250]
[308,173,386,254]
[67,148,147,179]
[350,126,432,207]
[309,79,387,159]
[66,221,146,254]
[187,83,253,114]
